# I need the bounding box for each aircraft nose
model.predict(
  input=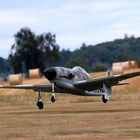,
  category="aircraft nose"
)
[43,68,57,81]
